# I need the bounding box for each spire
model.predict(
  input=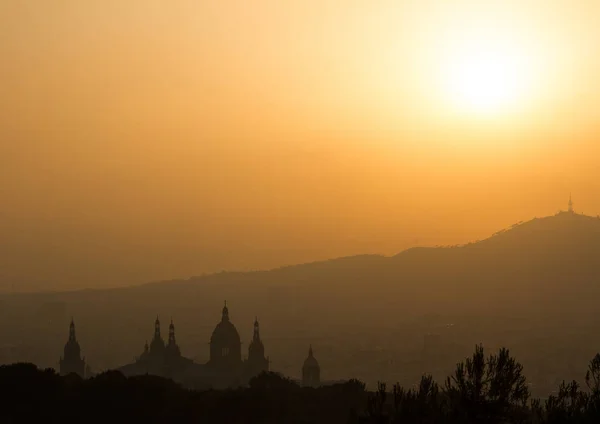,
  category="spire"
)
[168,319,176,344]
[222,300,229,321]
[308,345,313,357]
[154,315,161,338]
[253,316,260,341]
[569,194,574,213]
[69,318,76,342]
